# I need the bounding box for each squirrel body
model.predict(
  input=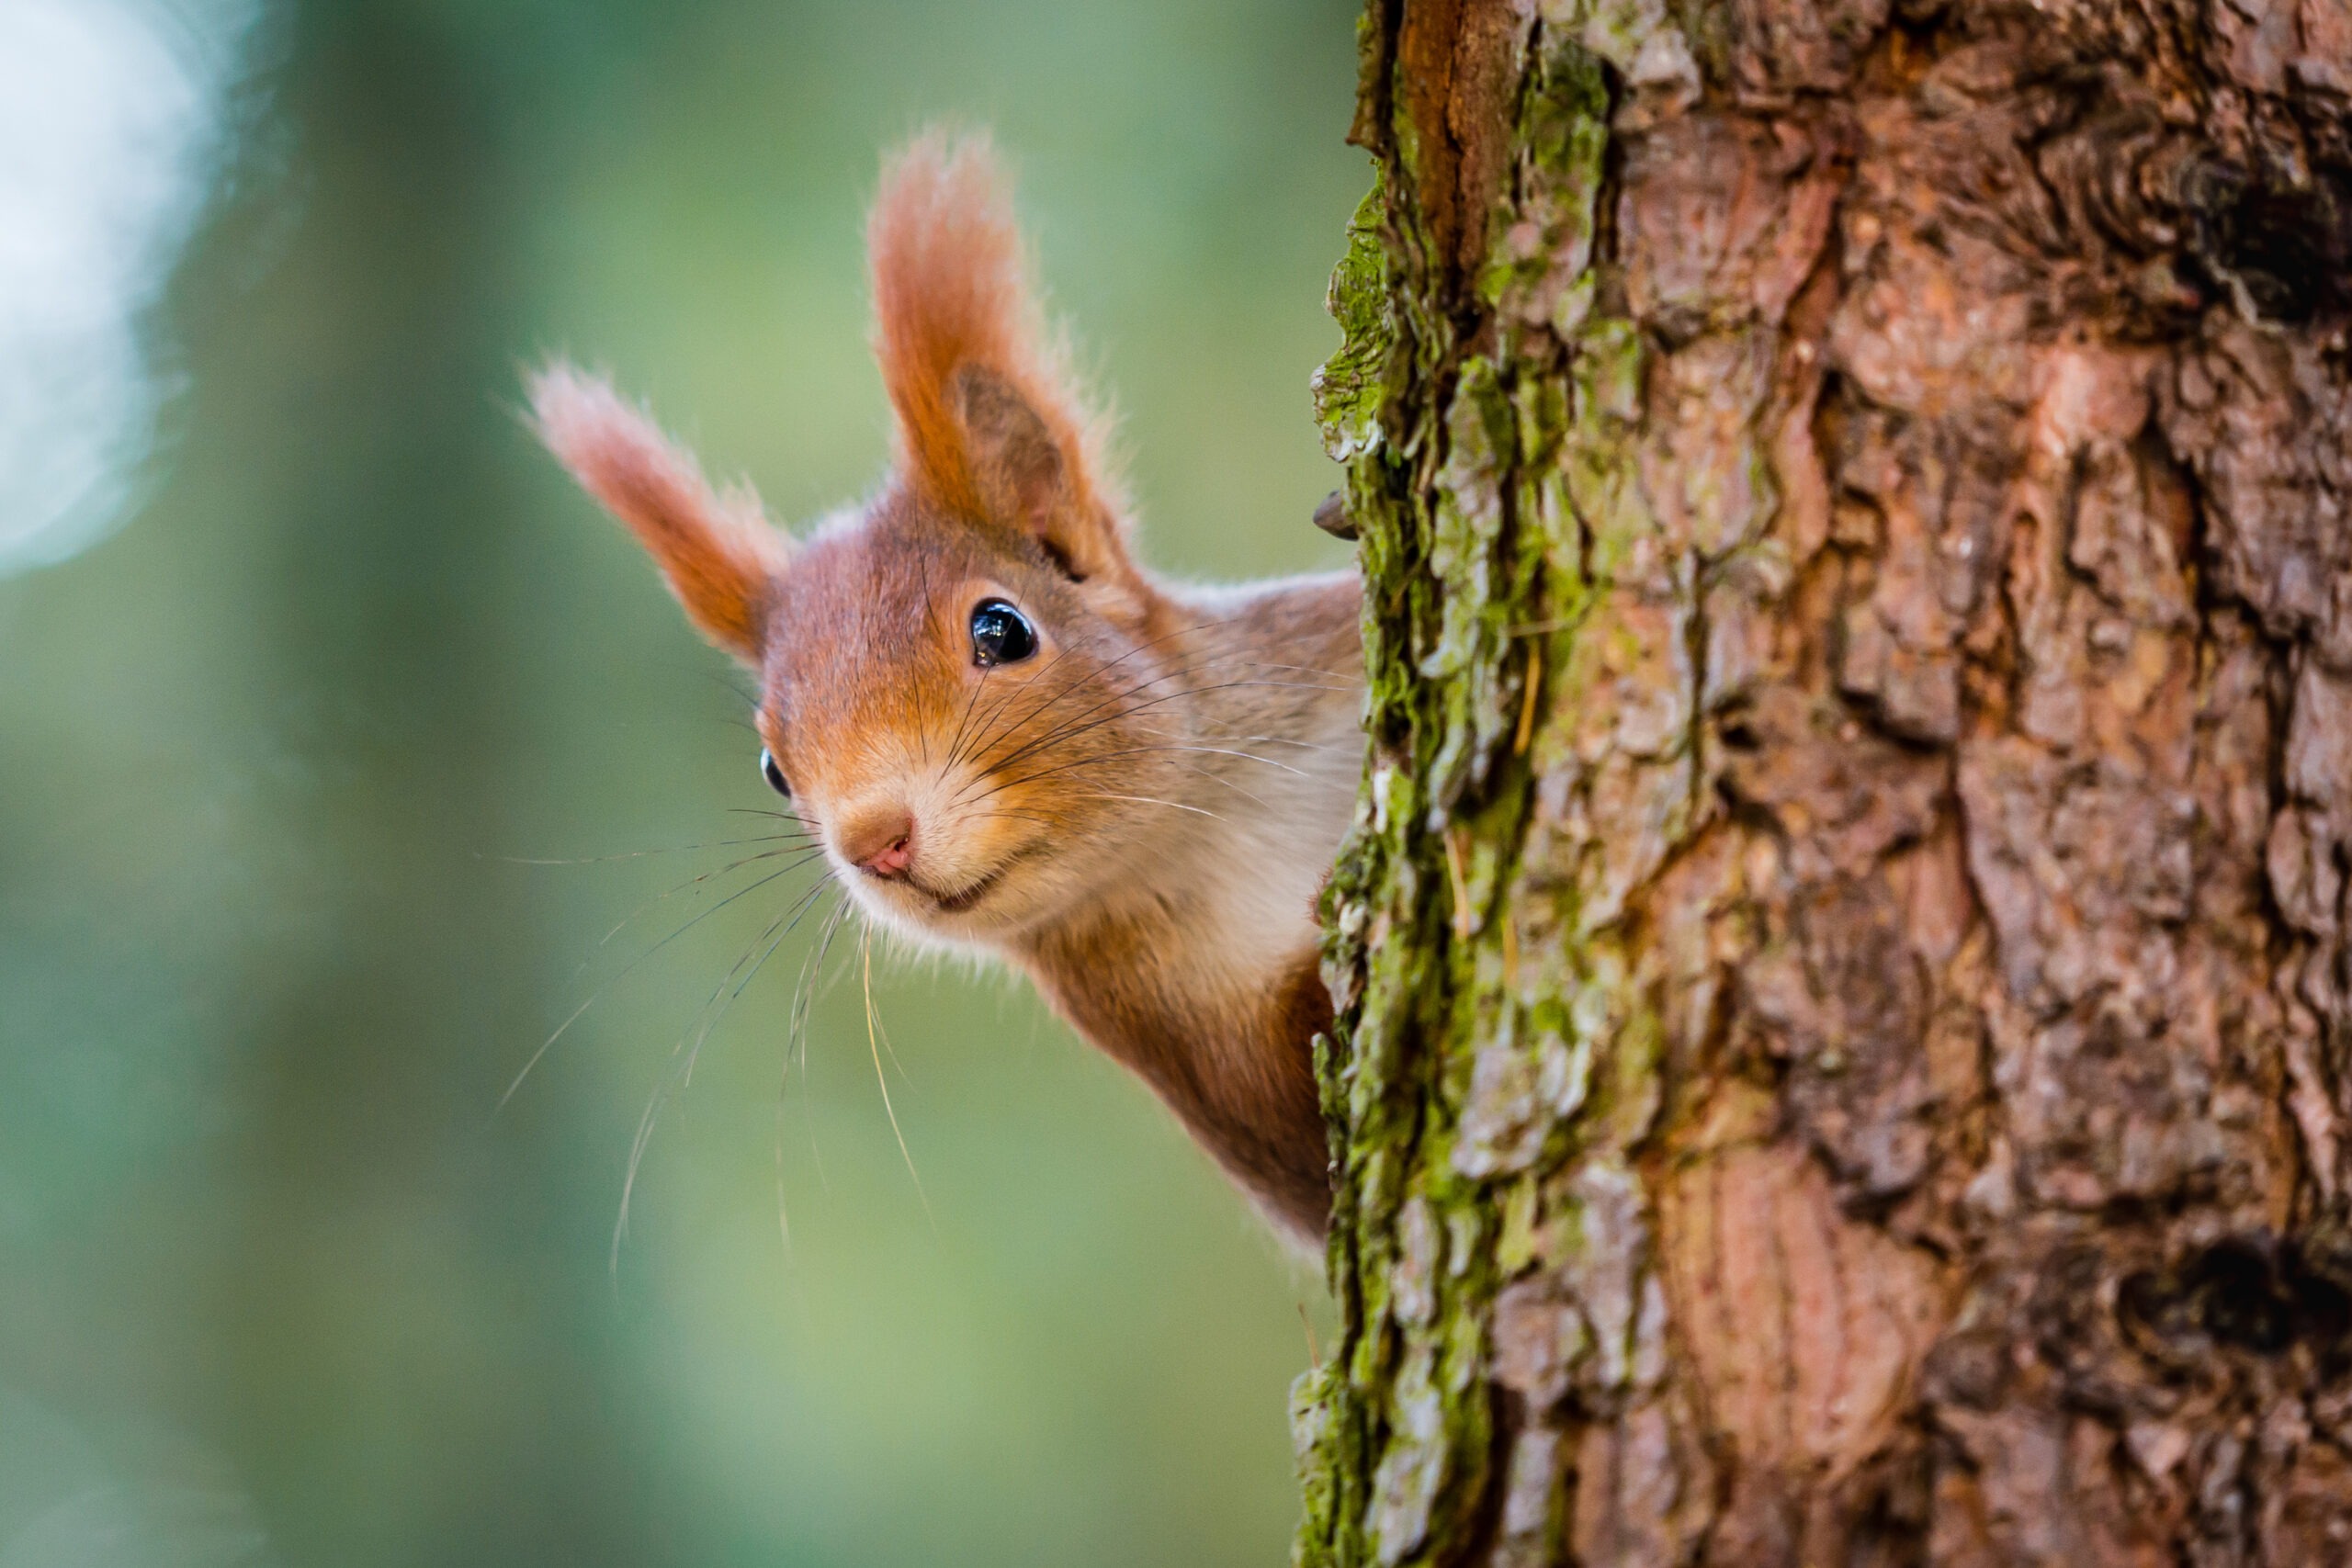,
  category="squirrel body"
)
[531,135,1363,1243]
